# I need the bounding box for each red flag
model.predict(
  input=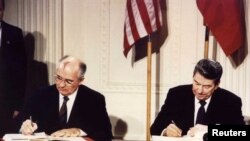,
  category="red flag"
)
[123,0,162,57]
[196,0,245,56]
